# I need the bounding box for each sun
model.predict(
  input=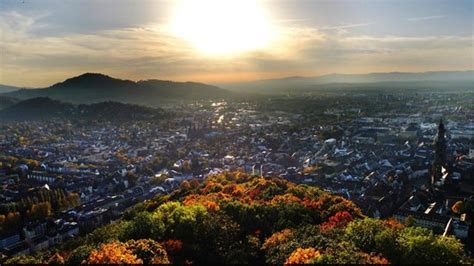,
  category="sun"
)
[170,0,274,55]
